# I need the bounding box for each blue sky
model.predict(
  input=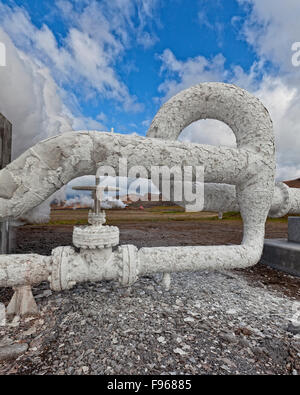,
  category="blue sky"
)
[1,0,300,180]
[0,0,258,133]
